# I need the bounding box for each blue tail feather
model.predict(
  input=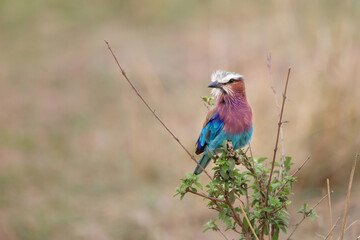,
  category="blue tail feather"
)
[193,154,212,175]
